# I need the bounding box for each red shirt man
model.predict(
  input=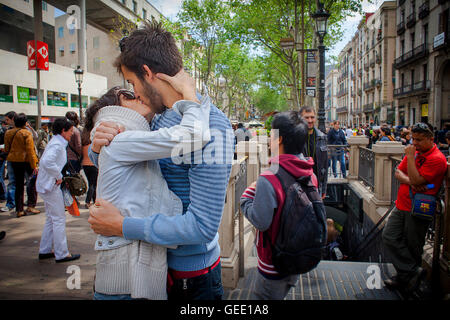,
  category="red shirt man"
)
[395,143,447,211]
[383,122,448,294]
